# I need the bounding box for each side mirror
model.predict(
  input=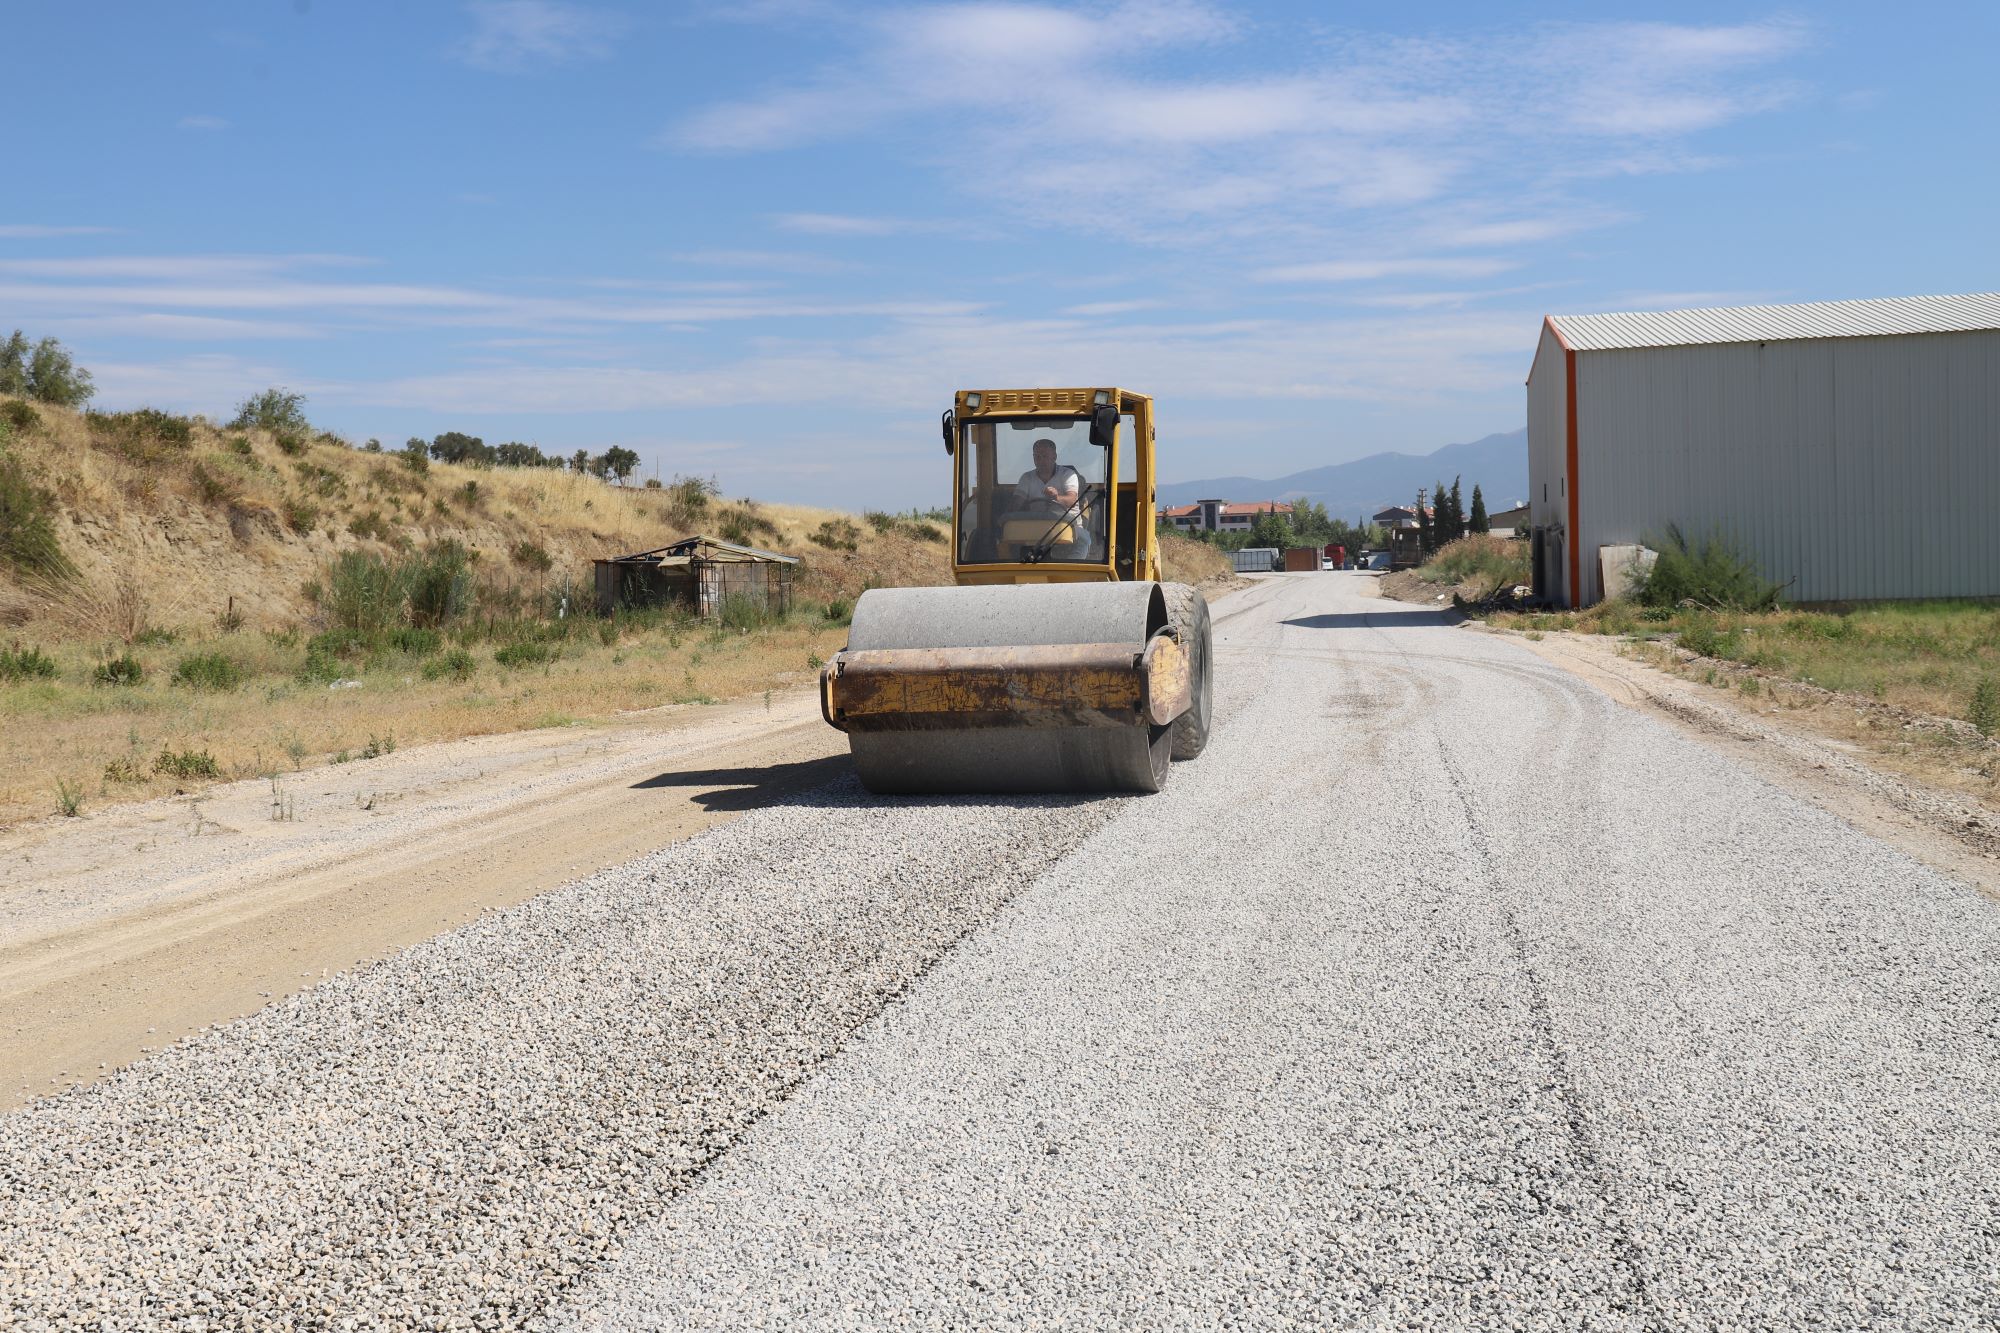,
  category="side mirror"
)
[1089,403,1117,449]
[941,409,955,455]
